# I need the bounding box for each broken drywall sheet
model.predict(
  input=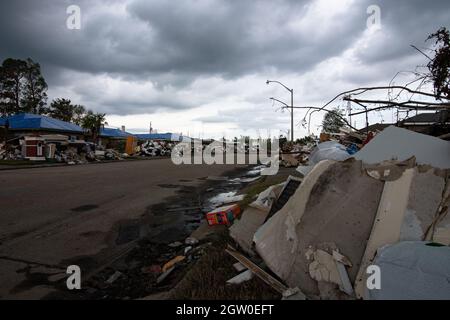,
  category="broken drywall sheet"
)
[354,166,447,299]
[296,165,314,177]
[308,249,341,284]
[229,206,269,255]
[364,157,416,182]
[265,176,302,222]
[254,159,384,297]
[251,183,285,212]
[367,241,450,300]
[354,126,450,169]
[226,269,254,285]
[229,183,284,254]
[400,167,445,241]
[307,248,353,296]
[430,180,450,245]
